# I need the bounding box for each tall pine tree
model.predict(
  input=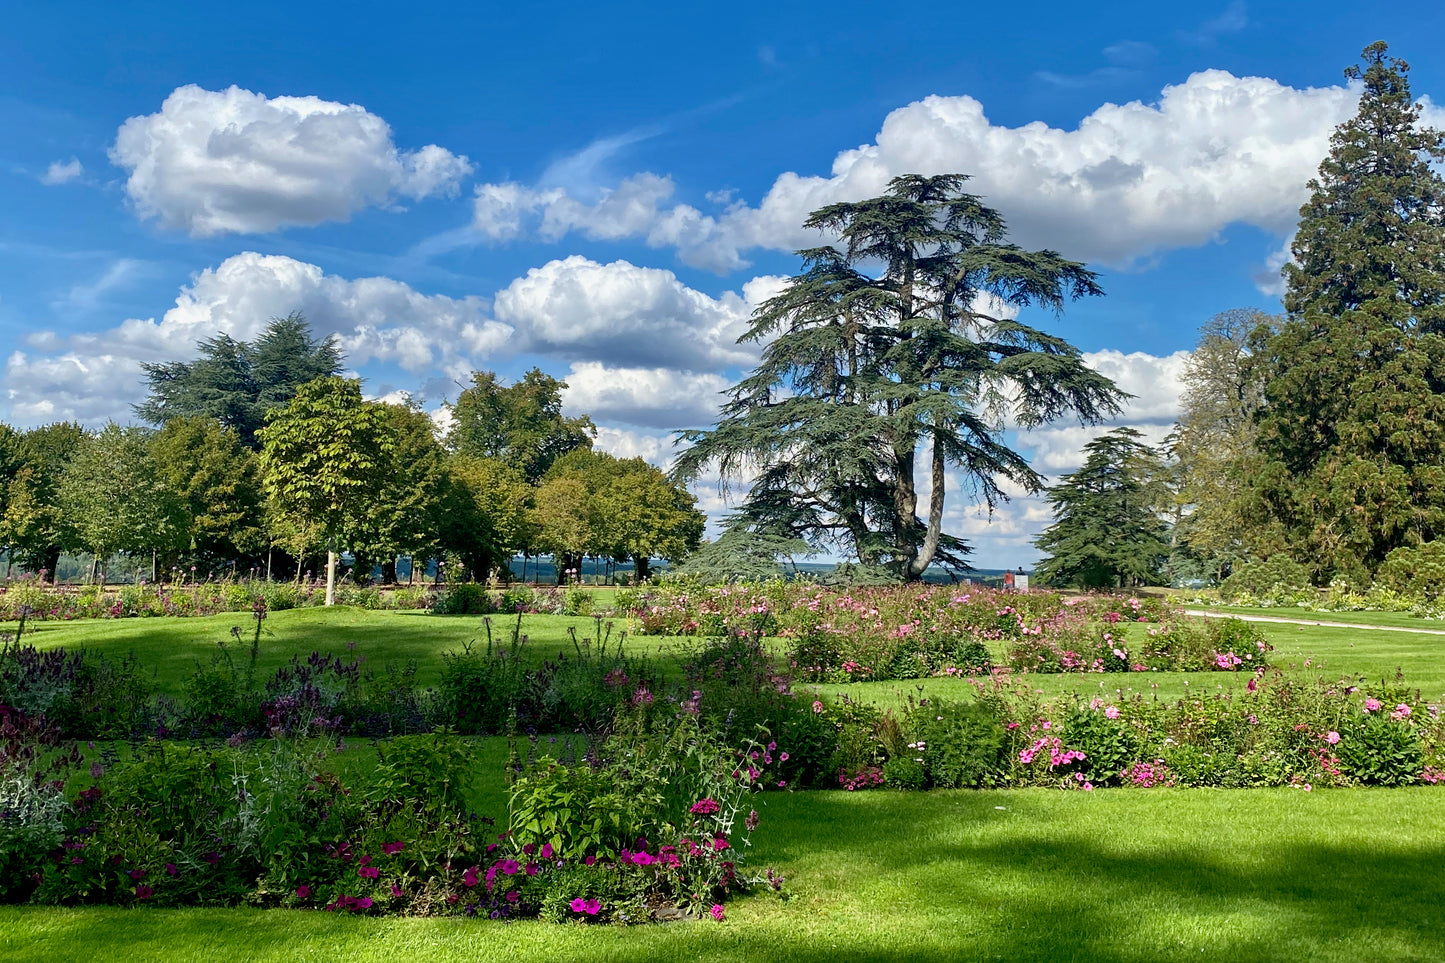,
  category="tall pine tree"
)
[1033,427,1169,589]
[1255,43,1445,582]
